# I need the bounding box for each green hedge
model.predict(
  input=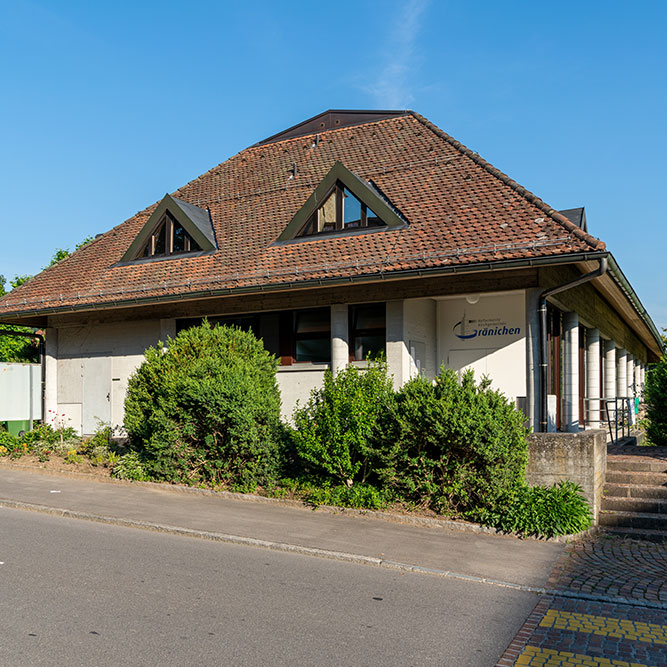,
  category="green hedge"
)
[382,369,530,516]
[124,321,284,487]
